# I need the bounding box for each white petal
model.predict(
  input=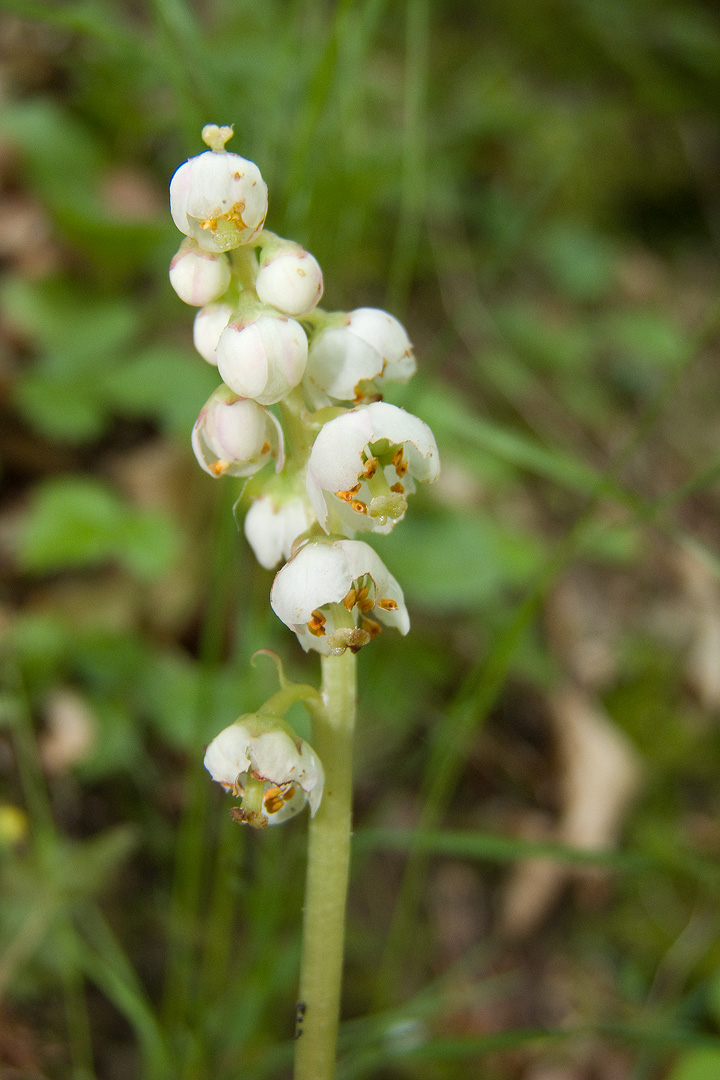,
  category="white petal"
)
[305,325,383,402]
[204,723,252,788]
[193,302,233,364]
[307,408,375,492]
[244,495,313,570]
[192,388,281,478]
[270,542,351,627]
[217,322,269,399]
